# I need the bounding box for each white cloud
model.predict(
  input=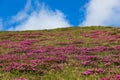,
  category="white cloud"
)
[9,0,71,31]
[9,0,31,24]
[81,0,120,26]
[0,18,3,30]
